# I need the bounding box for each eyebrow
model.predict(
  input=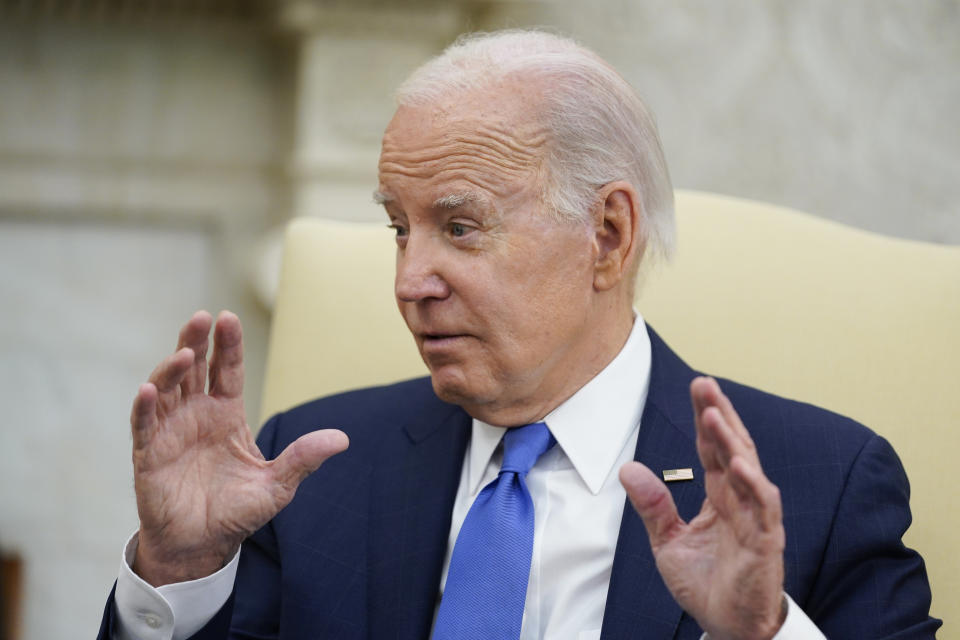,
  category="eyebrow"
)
[372,189,490,211]
[432,191,483,209]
